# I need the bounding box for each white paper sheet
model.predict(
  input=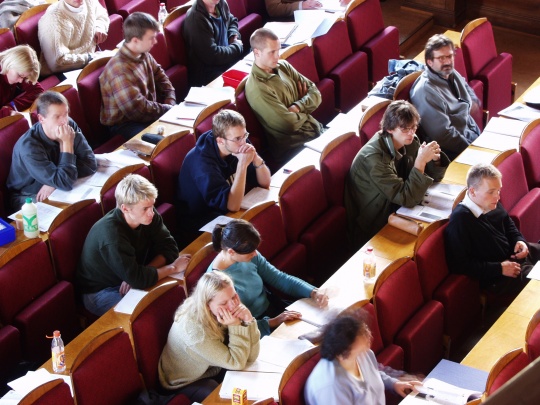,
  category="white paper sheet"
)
[97,149,147,167]
[48,184,101,204]
[454,148,499,166]
[114,289,148,315]
[219,371,282,400]
[286,298,342,327]
[184,86,234,105]
[498,103,540,121]
[8,369,72,397]
[482,117,528,137]
[240,187,280,210]
[527,261,540,281]
[472,132,520,151]
[199,215,234,233]
[255,336,314,368]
